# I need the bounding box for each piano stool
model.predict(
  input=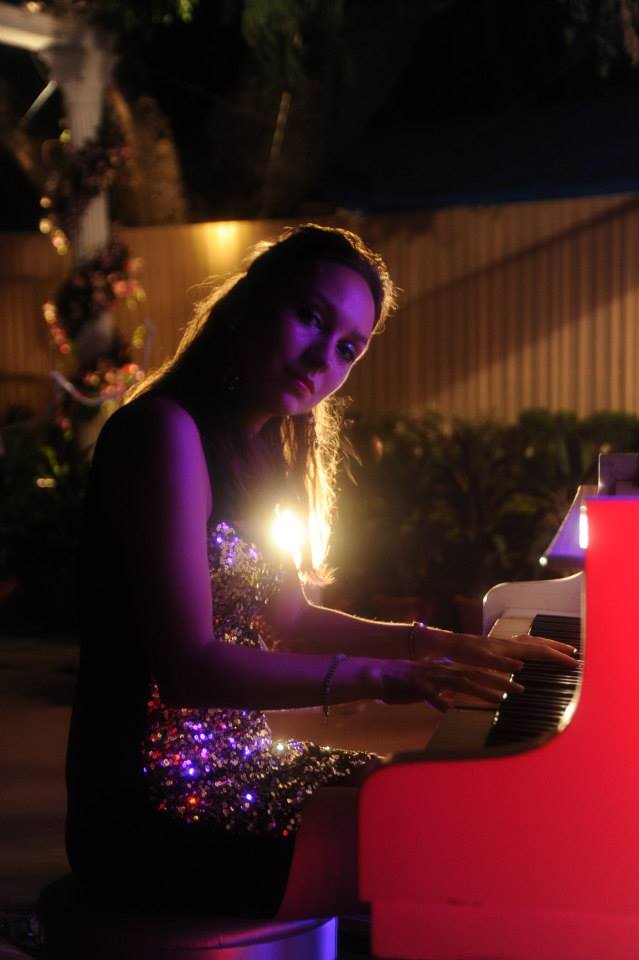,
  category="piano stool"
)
[37,875,338,960]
